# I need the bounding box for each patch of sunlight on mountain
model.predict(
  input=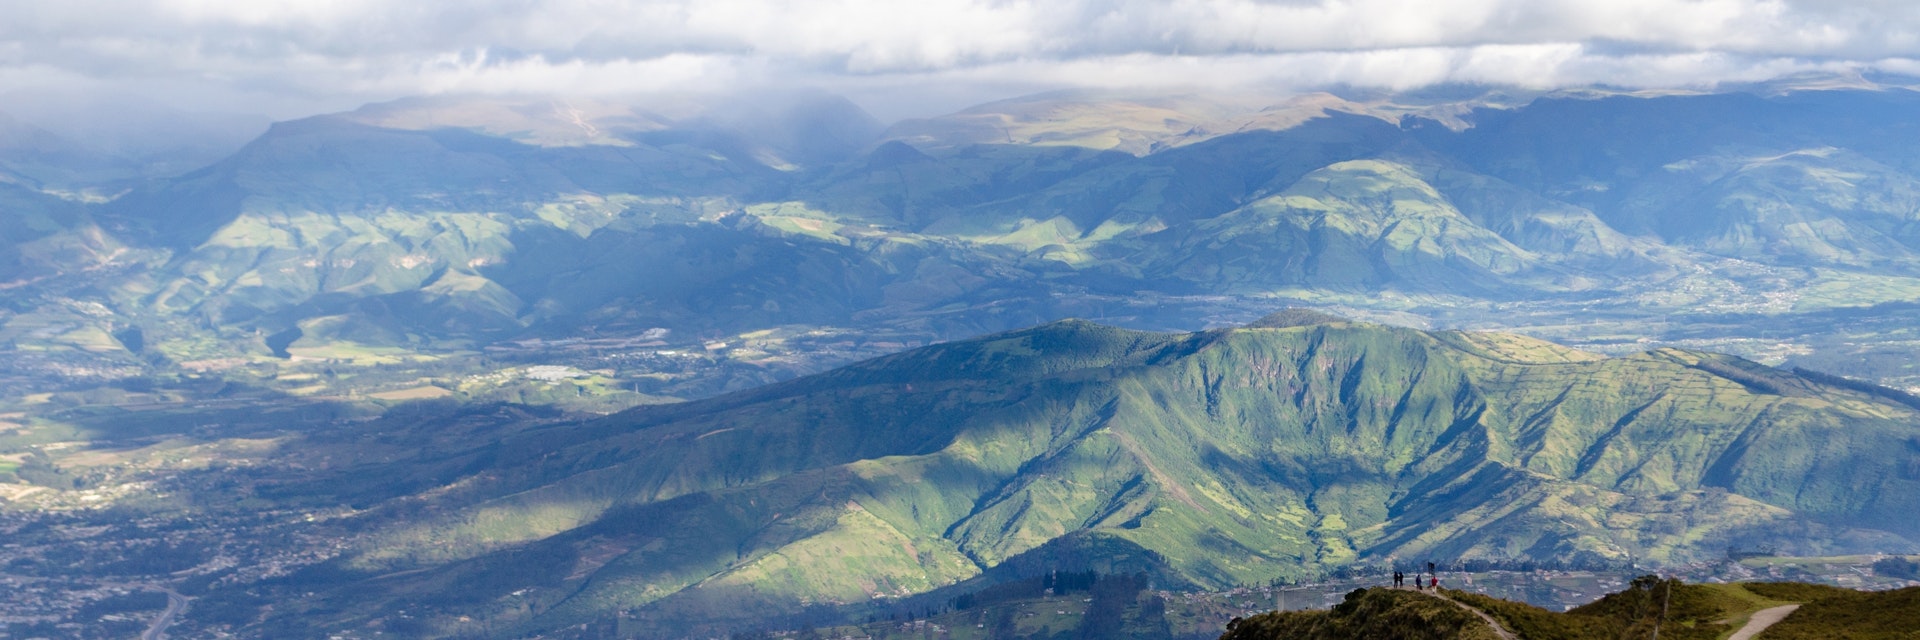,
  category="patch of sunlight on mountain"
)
[885,92,1395,155]
[367,208,512,239]
[201,213,300,250]
[958,216,1081,251]
[1793,270,1920,311]
[951,216,1149,267]
[157,210,519,315]
[1190,474,1255,521]
[346,97,651,148]
[420,269,525,319]
[52,325,122,353]
[1245,287,1482,310]
[759,216,850,244]
[706,501,979,601]
[355,496,615,570]
[533,194,635,237]
[1434,331,1606,364]
[284,341,423,365]
[889,99,1220,155]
